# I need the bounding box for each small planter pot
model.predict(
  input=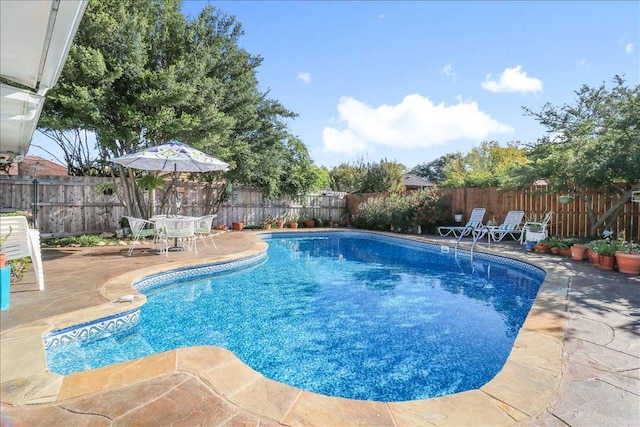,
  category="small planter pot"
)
[570,244,587,261]
[304,220,315,228]
[264,223,272,230]
[550,247,560,255]
[598,254,616,271]
[232,222,244,231]
[615,252,640,275]
[289,222,299,229]
[534,243,549,253]
[276,221,285,229]
[587,249,600,267]
[558,248,572,257]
